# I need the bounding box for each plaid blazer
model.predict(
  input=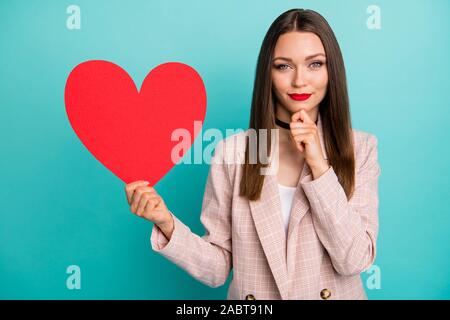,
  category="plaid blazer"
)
[150,113,381,300]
